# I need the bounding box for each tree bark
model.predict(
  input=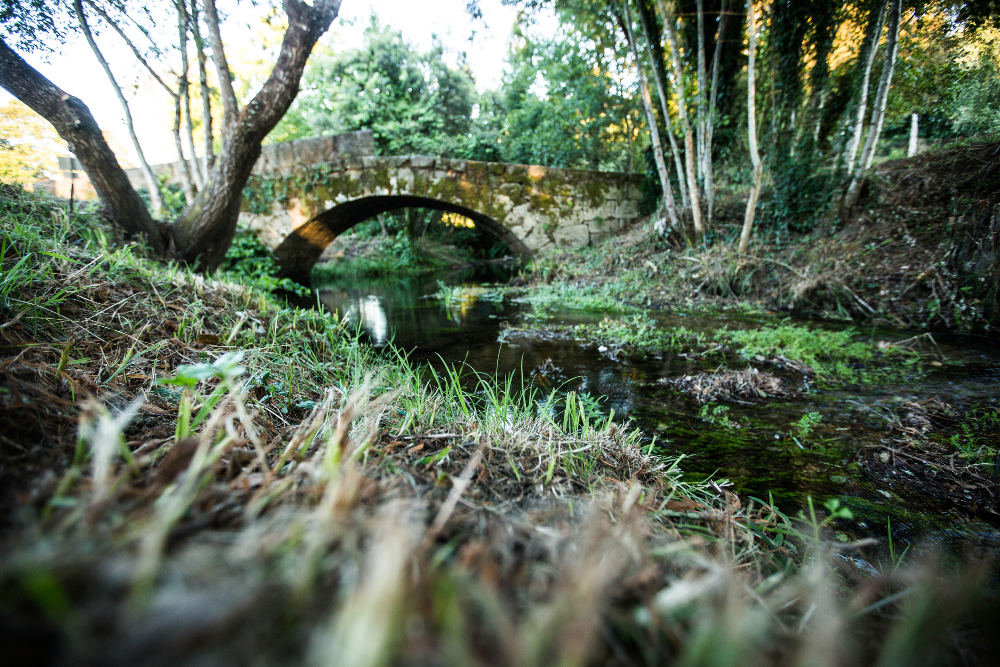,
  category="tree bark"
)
[172,0,343,270]
[621,2,681,232]
[843,2,888,174]
[695,0,707,201]
[204,0,239,132]
[738,0,762,253]
[0,38,165,249]
[73,0,164,216]
[175,0,203,190]
[190,0,216,176]
[0,0,342,272]
[82,0,197,204]
[704,0,728,223]
[637,0,689,208]
[858,0,901,172]
[845,0,901,212]
[658,0,706,237]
